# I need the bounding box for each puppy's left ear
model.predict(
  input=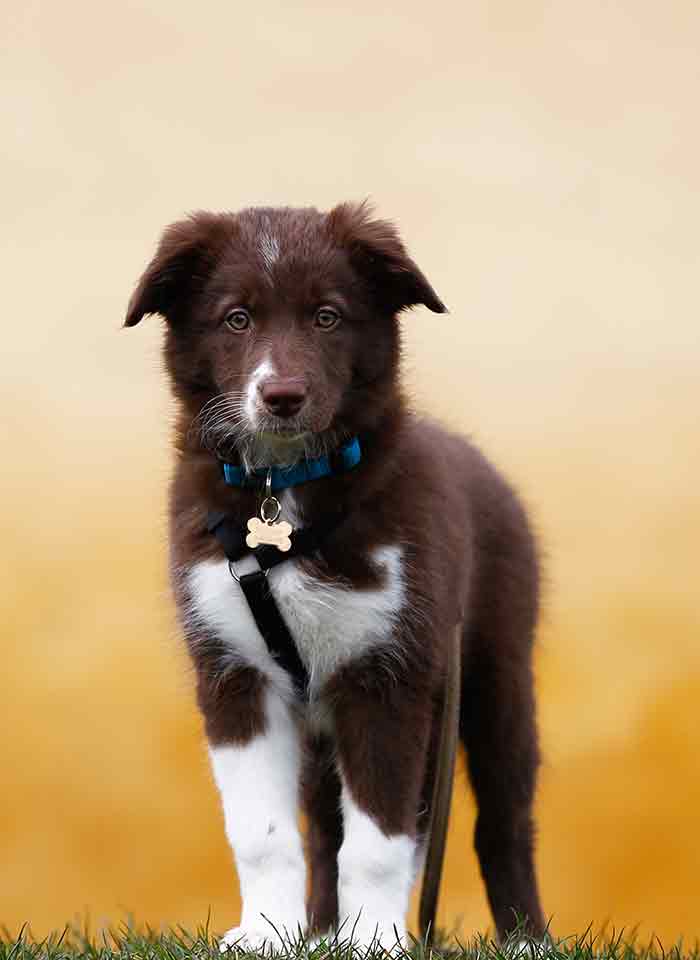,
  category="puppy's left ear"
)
[328,201,447,316]
[125,212,227,327]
